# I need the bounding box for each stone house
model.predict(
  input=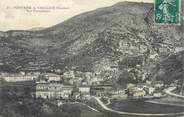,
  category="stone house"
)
[36,83,73,99]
